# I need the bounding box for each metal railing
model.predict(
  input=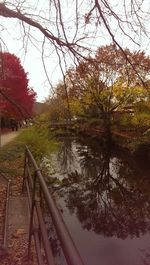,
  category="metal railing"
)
[23,145,84,265]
